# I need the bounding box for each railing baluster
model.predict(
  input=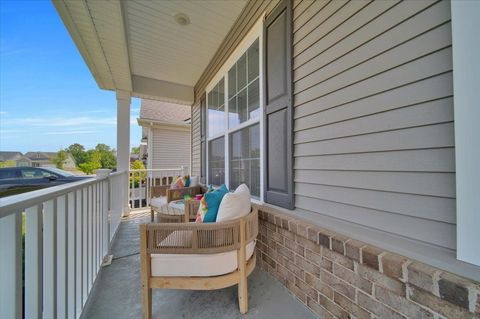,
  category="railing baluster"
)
[92,183,97,280]
[99,182,103,263]
[43,199,57,319]
[88,185,93,290]
[67,192,76,319]
[57,195,68,318]
[76,189,83,316]
[96,183,100,271]
[0,211,22,319]
[25,205,43,319]
[82,188,88,306]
